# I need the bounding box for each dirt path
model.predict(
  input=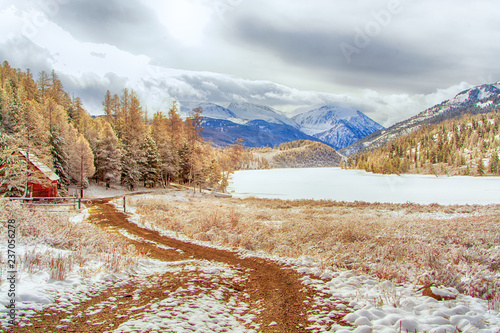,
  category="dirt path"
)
[8,199,349,332]
[90,199,318,332]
